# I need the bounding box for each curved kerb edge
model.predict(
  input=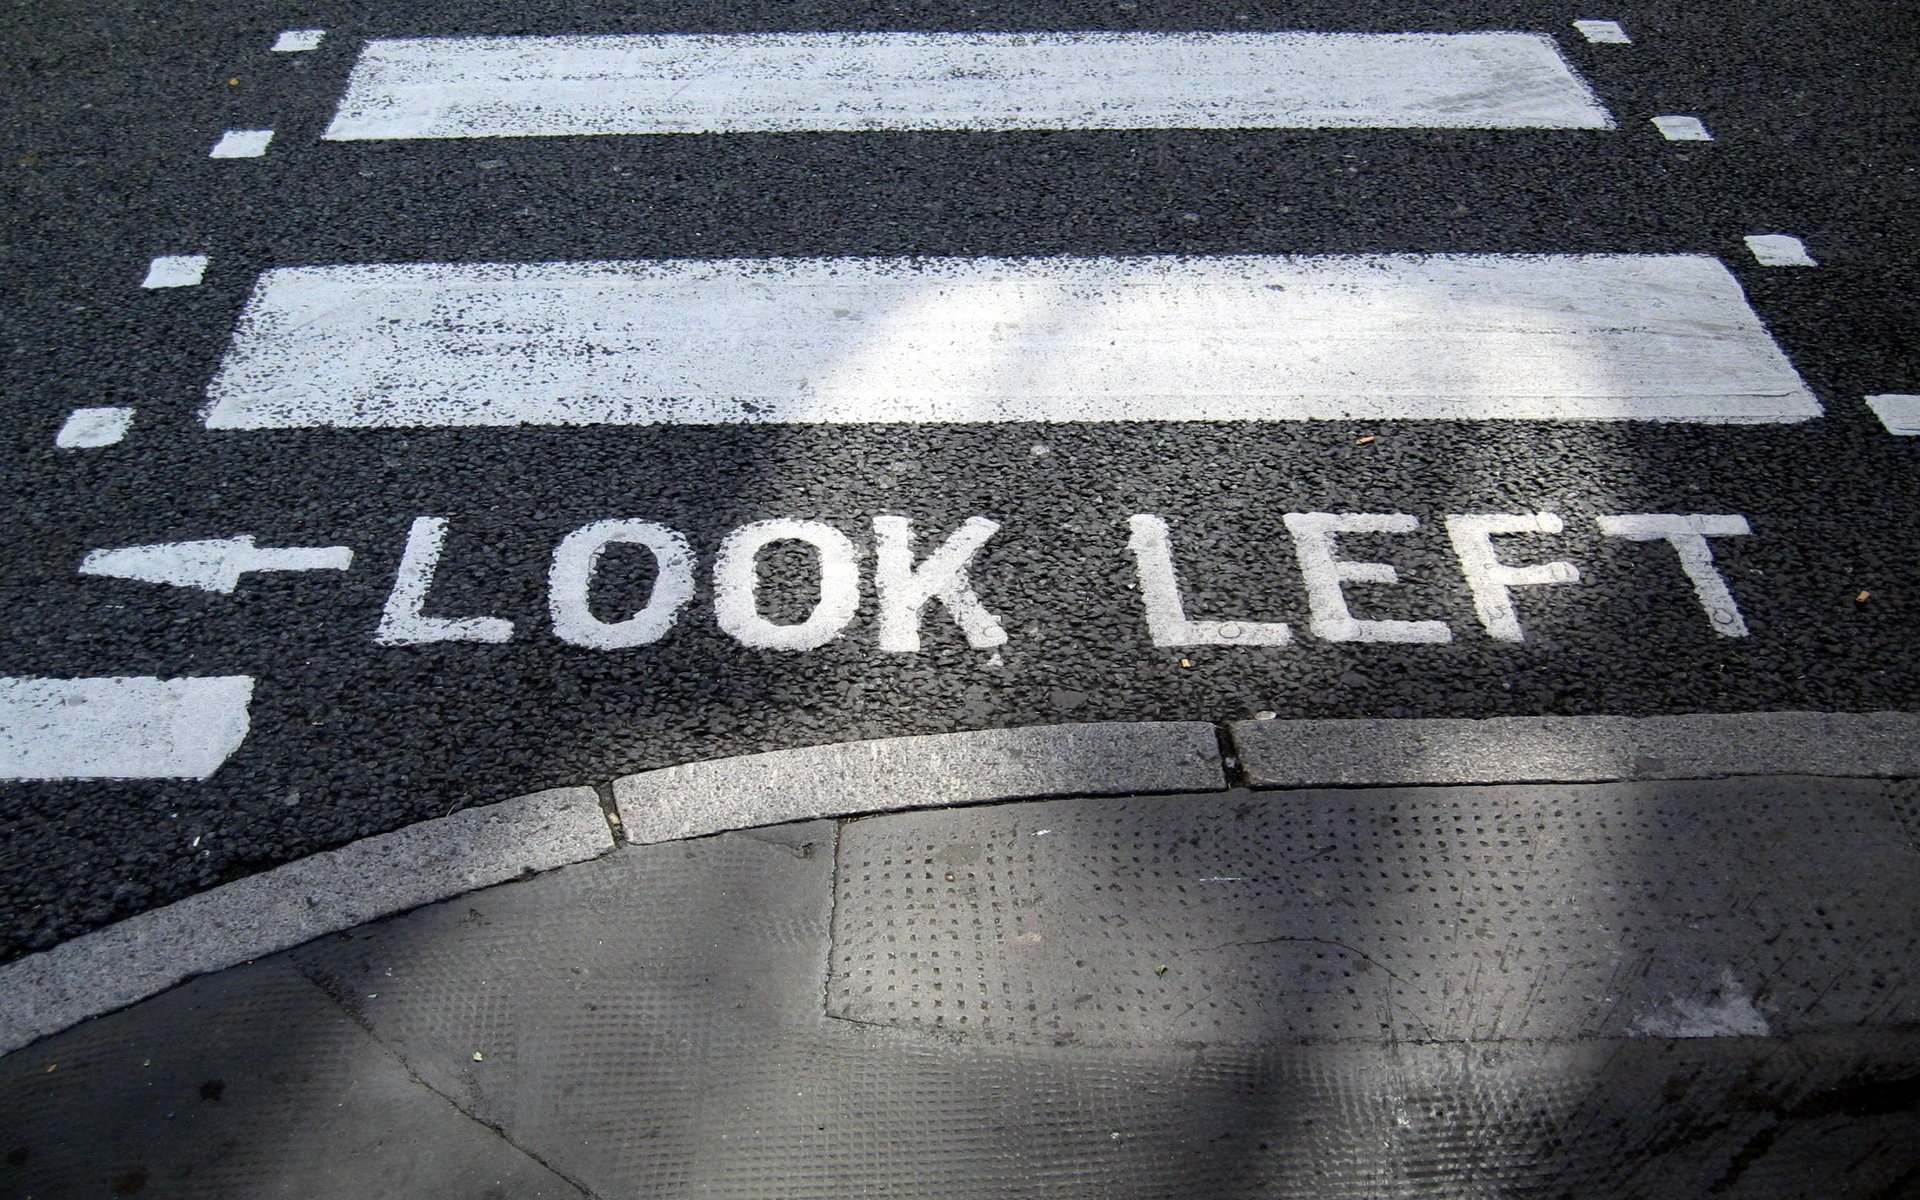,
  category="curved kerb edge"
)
[4,711,1917,1057]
